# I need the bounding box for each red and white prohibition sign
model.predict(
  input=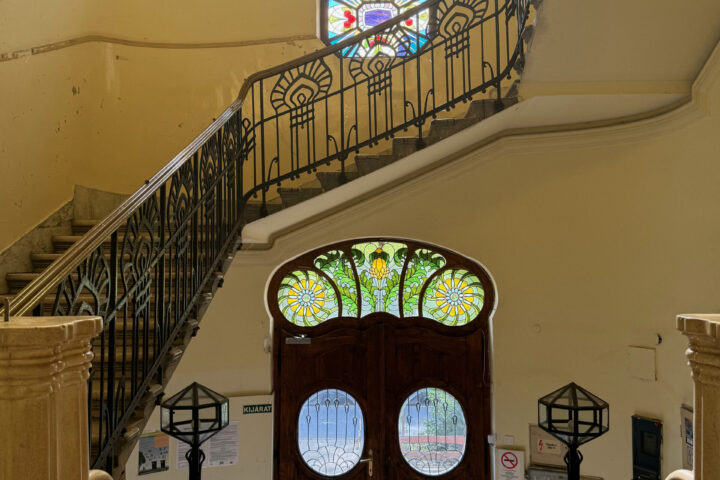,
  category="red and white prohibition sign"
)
[500,451,518,469]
